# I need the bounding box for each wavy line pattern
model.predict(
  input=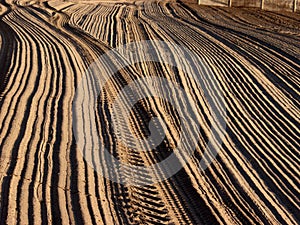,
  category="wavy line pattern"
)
[0,0,299,224]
